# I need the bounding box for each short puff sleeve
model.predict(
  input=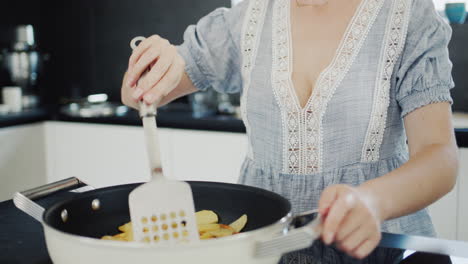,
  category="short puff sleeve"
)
[177,2,248,94]
[396,0,455,117]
